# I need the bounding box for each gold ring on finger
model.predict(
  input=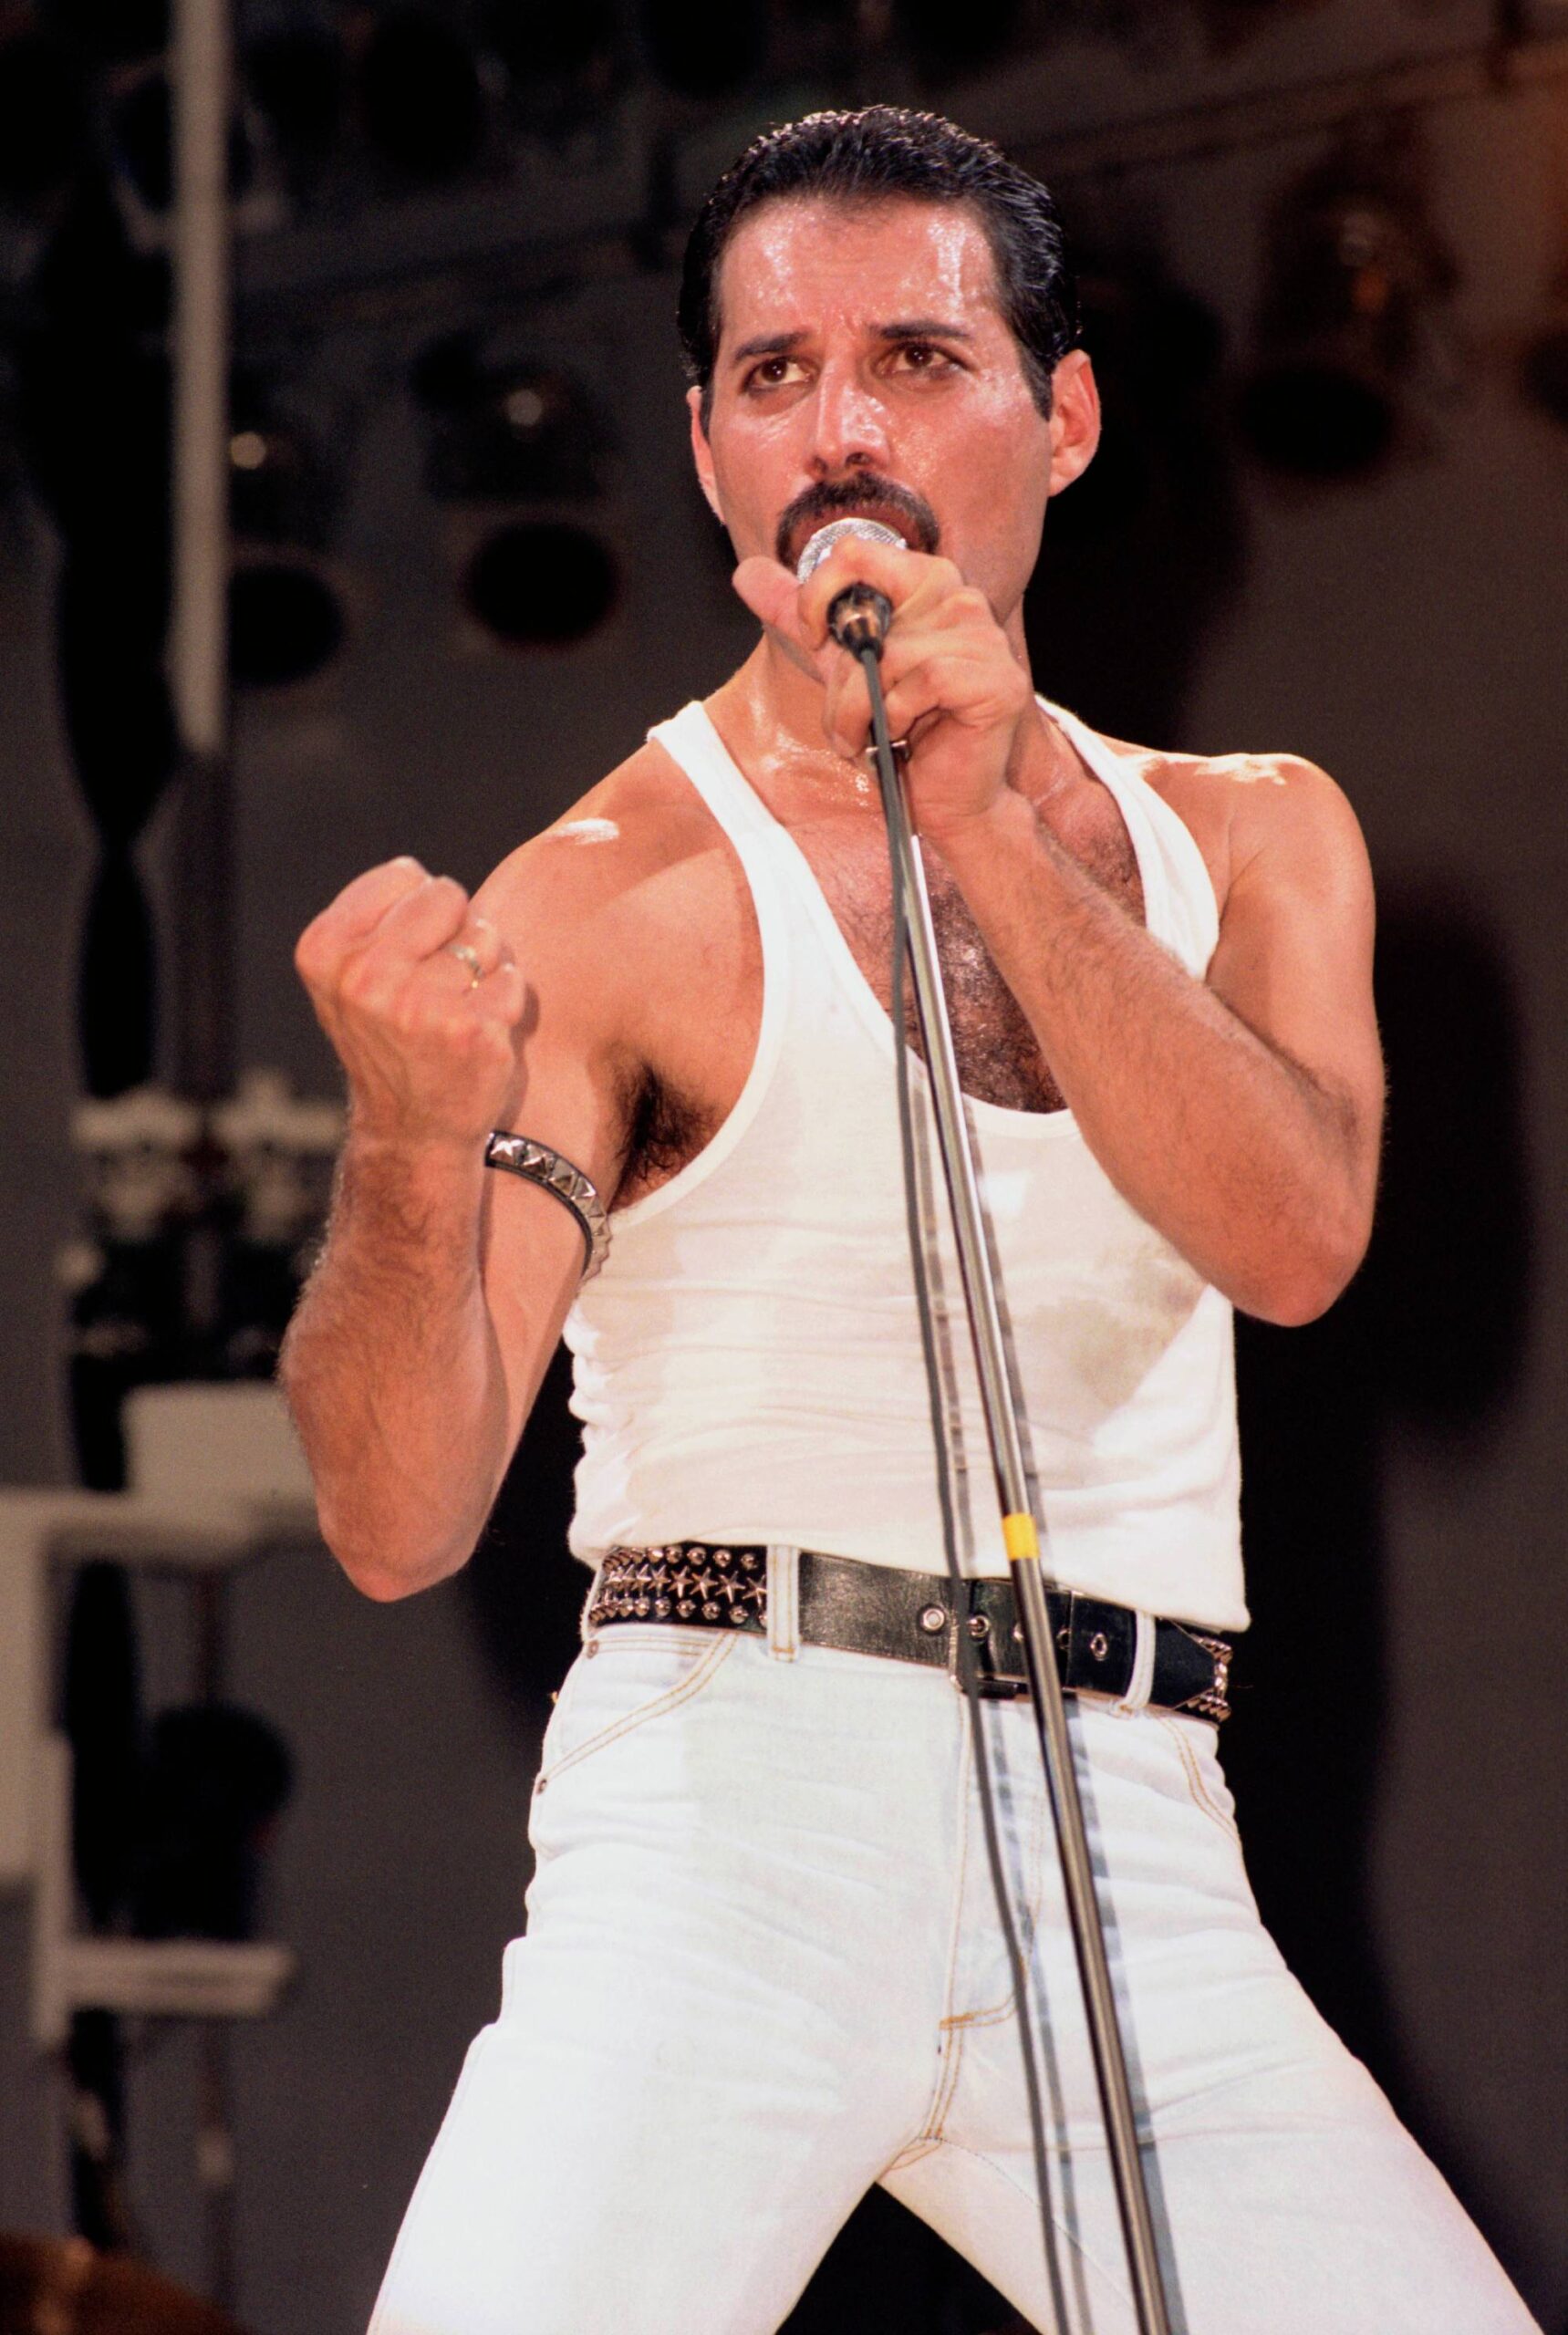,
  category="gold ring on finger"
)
[446,941,484,988]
